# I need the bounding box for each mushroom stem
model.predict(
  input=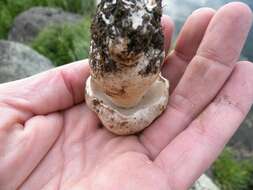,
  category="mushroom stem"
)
[85,0,169,135]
